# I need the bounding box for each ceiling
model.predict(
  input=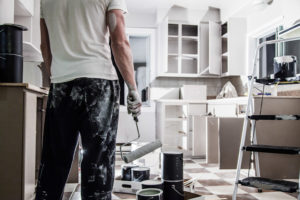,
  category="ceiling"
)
[126,0,252,20]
